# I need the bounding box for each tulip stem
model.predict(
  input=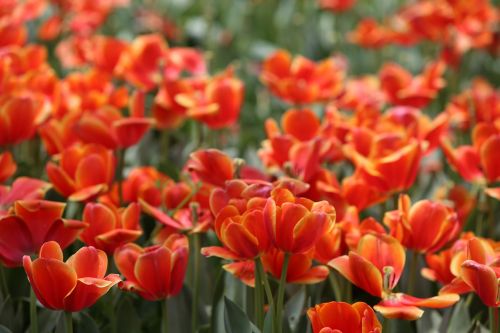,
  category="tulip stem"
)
[162,298,169,333]
[490,307,499,333]
[328,270,343,301]
[275,252,290,333]
[30,288,38,333]
[0,264,8,299]
[117,148,126,206]
[407,251,419,295]
[256,257,273,306]
[64,311,73,333]
[190,232,201,333]
[254,258,264,330]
